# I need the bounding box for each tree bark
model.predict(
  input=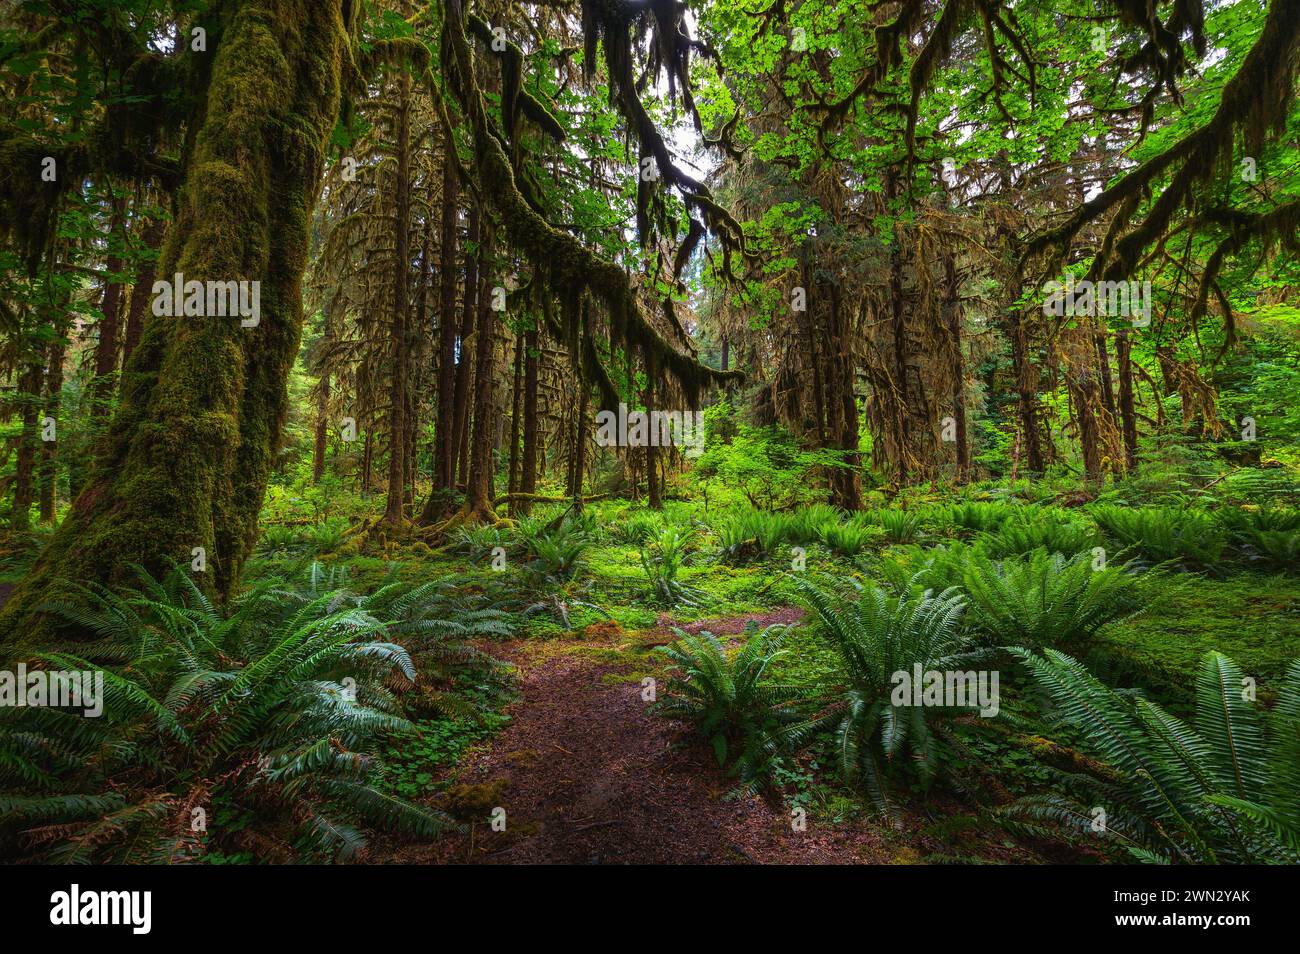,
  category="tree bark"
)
[2,0,351,640]
[11,362,41,531]
[311,301,333,485]
[1116,327,1139,472]
[943,255,969,483]
[452,206,480,488]
[465,226,496,517]
[518,325,540,513]
[122,217,165,367]
[384,65,413,526]
[38,336,65,523]
[88,195,127,425]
